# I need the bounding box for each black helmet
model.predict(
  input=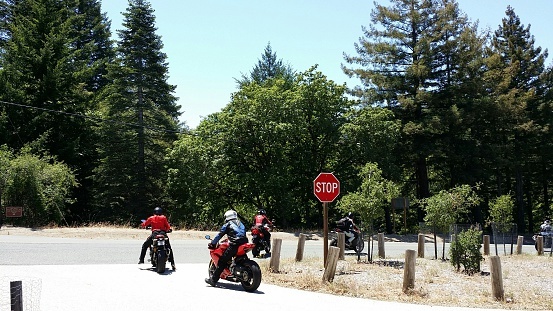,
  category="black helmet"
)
[258,209,266,215]
[154,207,163,215]
[347,212,354,219]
